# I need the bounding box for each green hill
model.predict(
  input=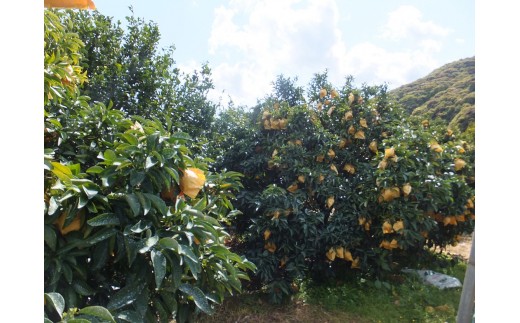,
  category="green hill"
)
[390,57,475,132]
